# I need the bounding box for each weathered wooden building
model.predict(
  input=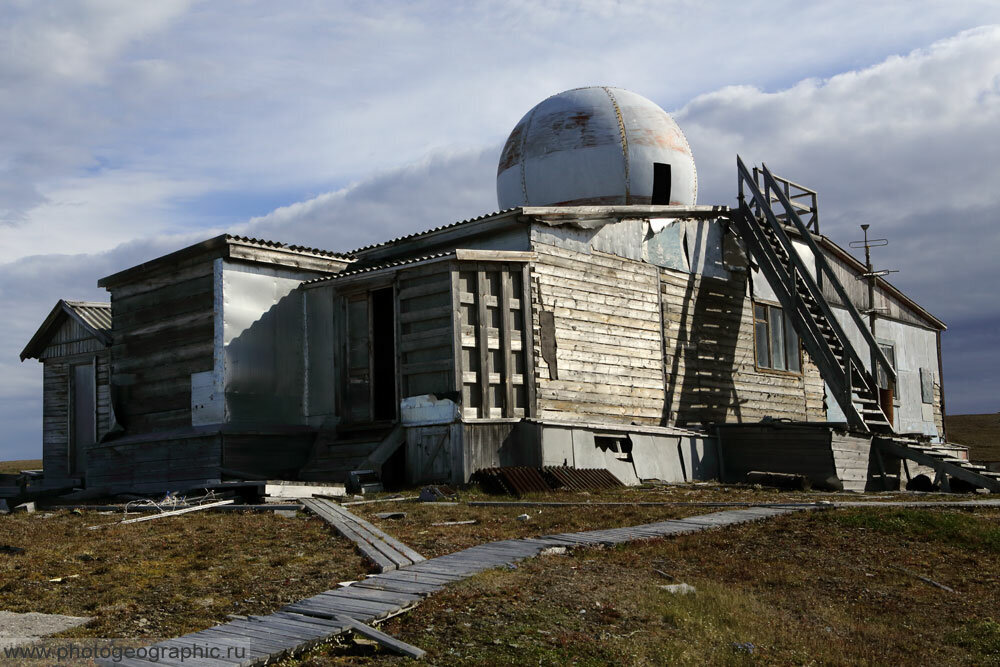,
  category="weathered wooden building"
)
[22,87,997,494]
[20,300,113,486]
